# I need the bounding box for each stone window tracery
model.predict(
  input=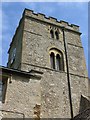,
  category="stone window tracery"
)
[50,27,60,40]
